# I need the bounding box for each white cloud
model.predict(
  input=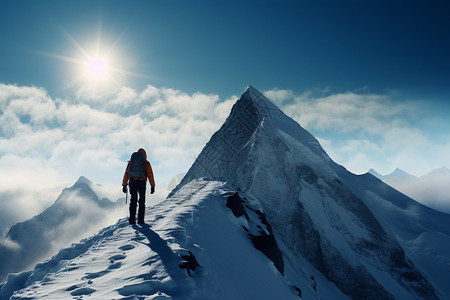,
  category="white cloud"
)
[275,91,417,135]
[0,154,67,234]
[0,83,235,229]
[0,237,21,251]
[264,88,449,175]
